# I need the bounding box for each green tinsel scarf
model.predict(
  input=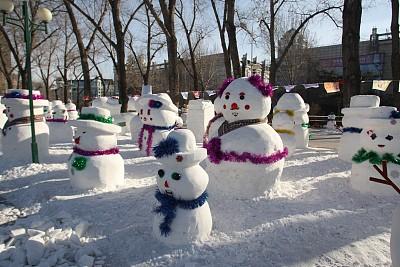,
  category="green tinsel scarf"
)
[352,148,400,165]
[78,113,113,124]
